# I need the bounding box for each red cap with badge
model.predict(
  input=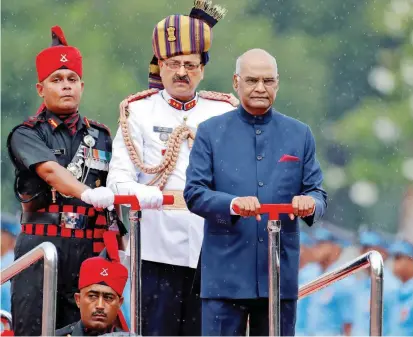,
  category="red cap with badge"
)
[78,231,128,296]
[35,25,82,82]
